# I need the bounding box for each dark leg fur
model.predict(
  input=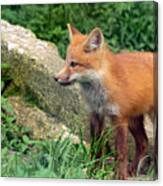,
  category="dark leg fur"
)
[128,115,148,176]
[112,117,128,180]
[90,112,104,159]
